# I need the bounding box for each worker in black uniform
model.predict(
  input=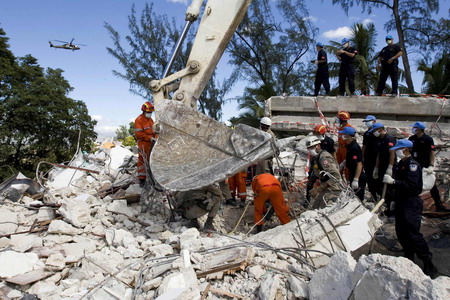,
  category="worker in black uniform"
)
[339,126,366,200]
[362,115,379,200]
[336,38,357,96]
[313,42,330,96]
[408,122,450,211]
[370,122,396,214]
[376,35,403,96]
[306,124,336,201]
[383,139,436,276]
